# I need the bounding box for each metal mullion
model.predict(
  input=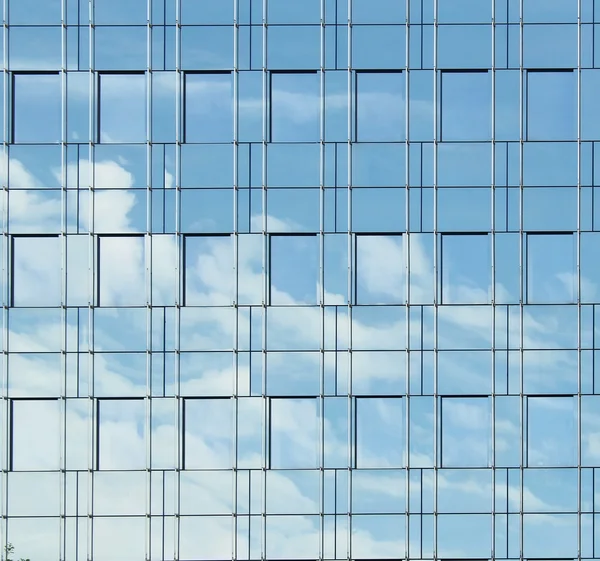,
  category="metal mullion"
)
[0,0,7,548]
[232,0,240,558]
[174,0,183,557]
[318,0,326,557]
[491,0,497,556]
[432,0,439,560]
[518,2,525,561]
[145,1,153,559]
[346,0,353,559]
[405,0,411,554]
[87,0,96,558]
[577,0,583,558]
[261,0,268,557]
[60,0,68,558]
